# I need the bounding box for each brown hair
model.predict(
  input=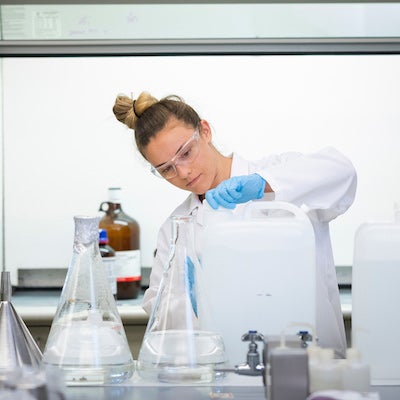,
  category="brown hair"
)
[112,91,201,157]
